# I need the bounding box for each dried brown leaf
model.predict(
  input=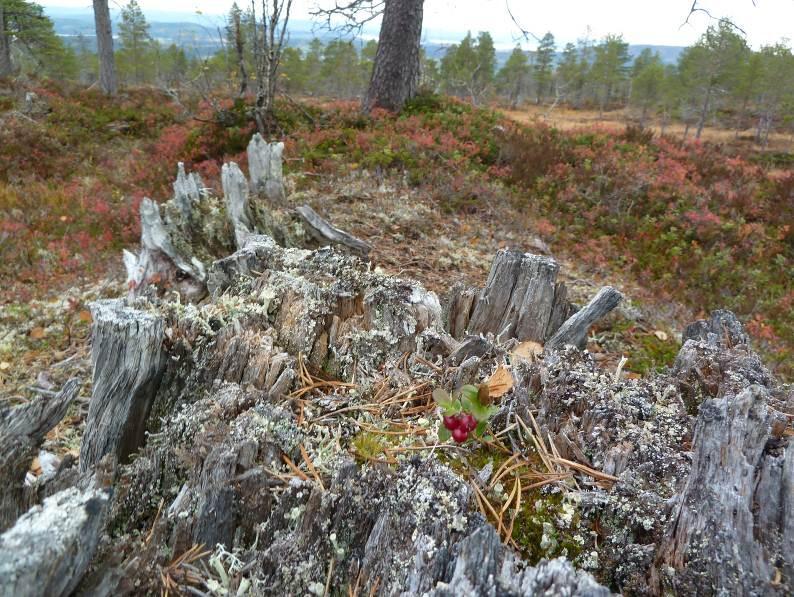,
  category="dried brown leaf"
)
[486,366,514,398]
